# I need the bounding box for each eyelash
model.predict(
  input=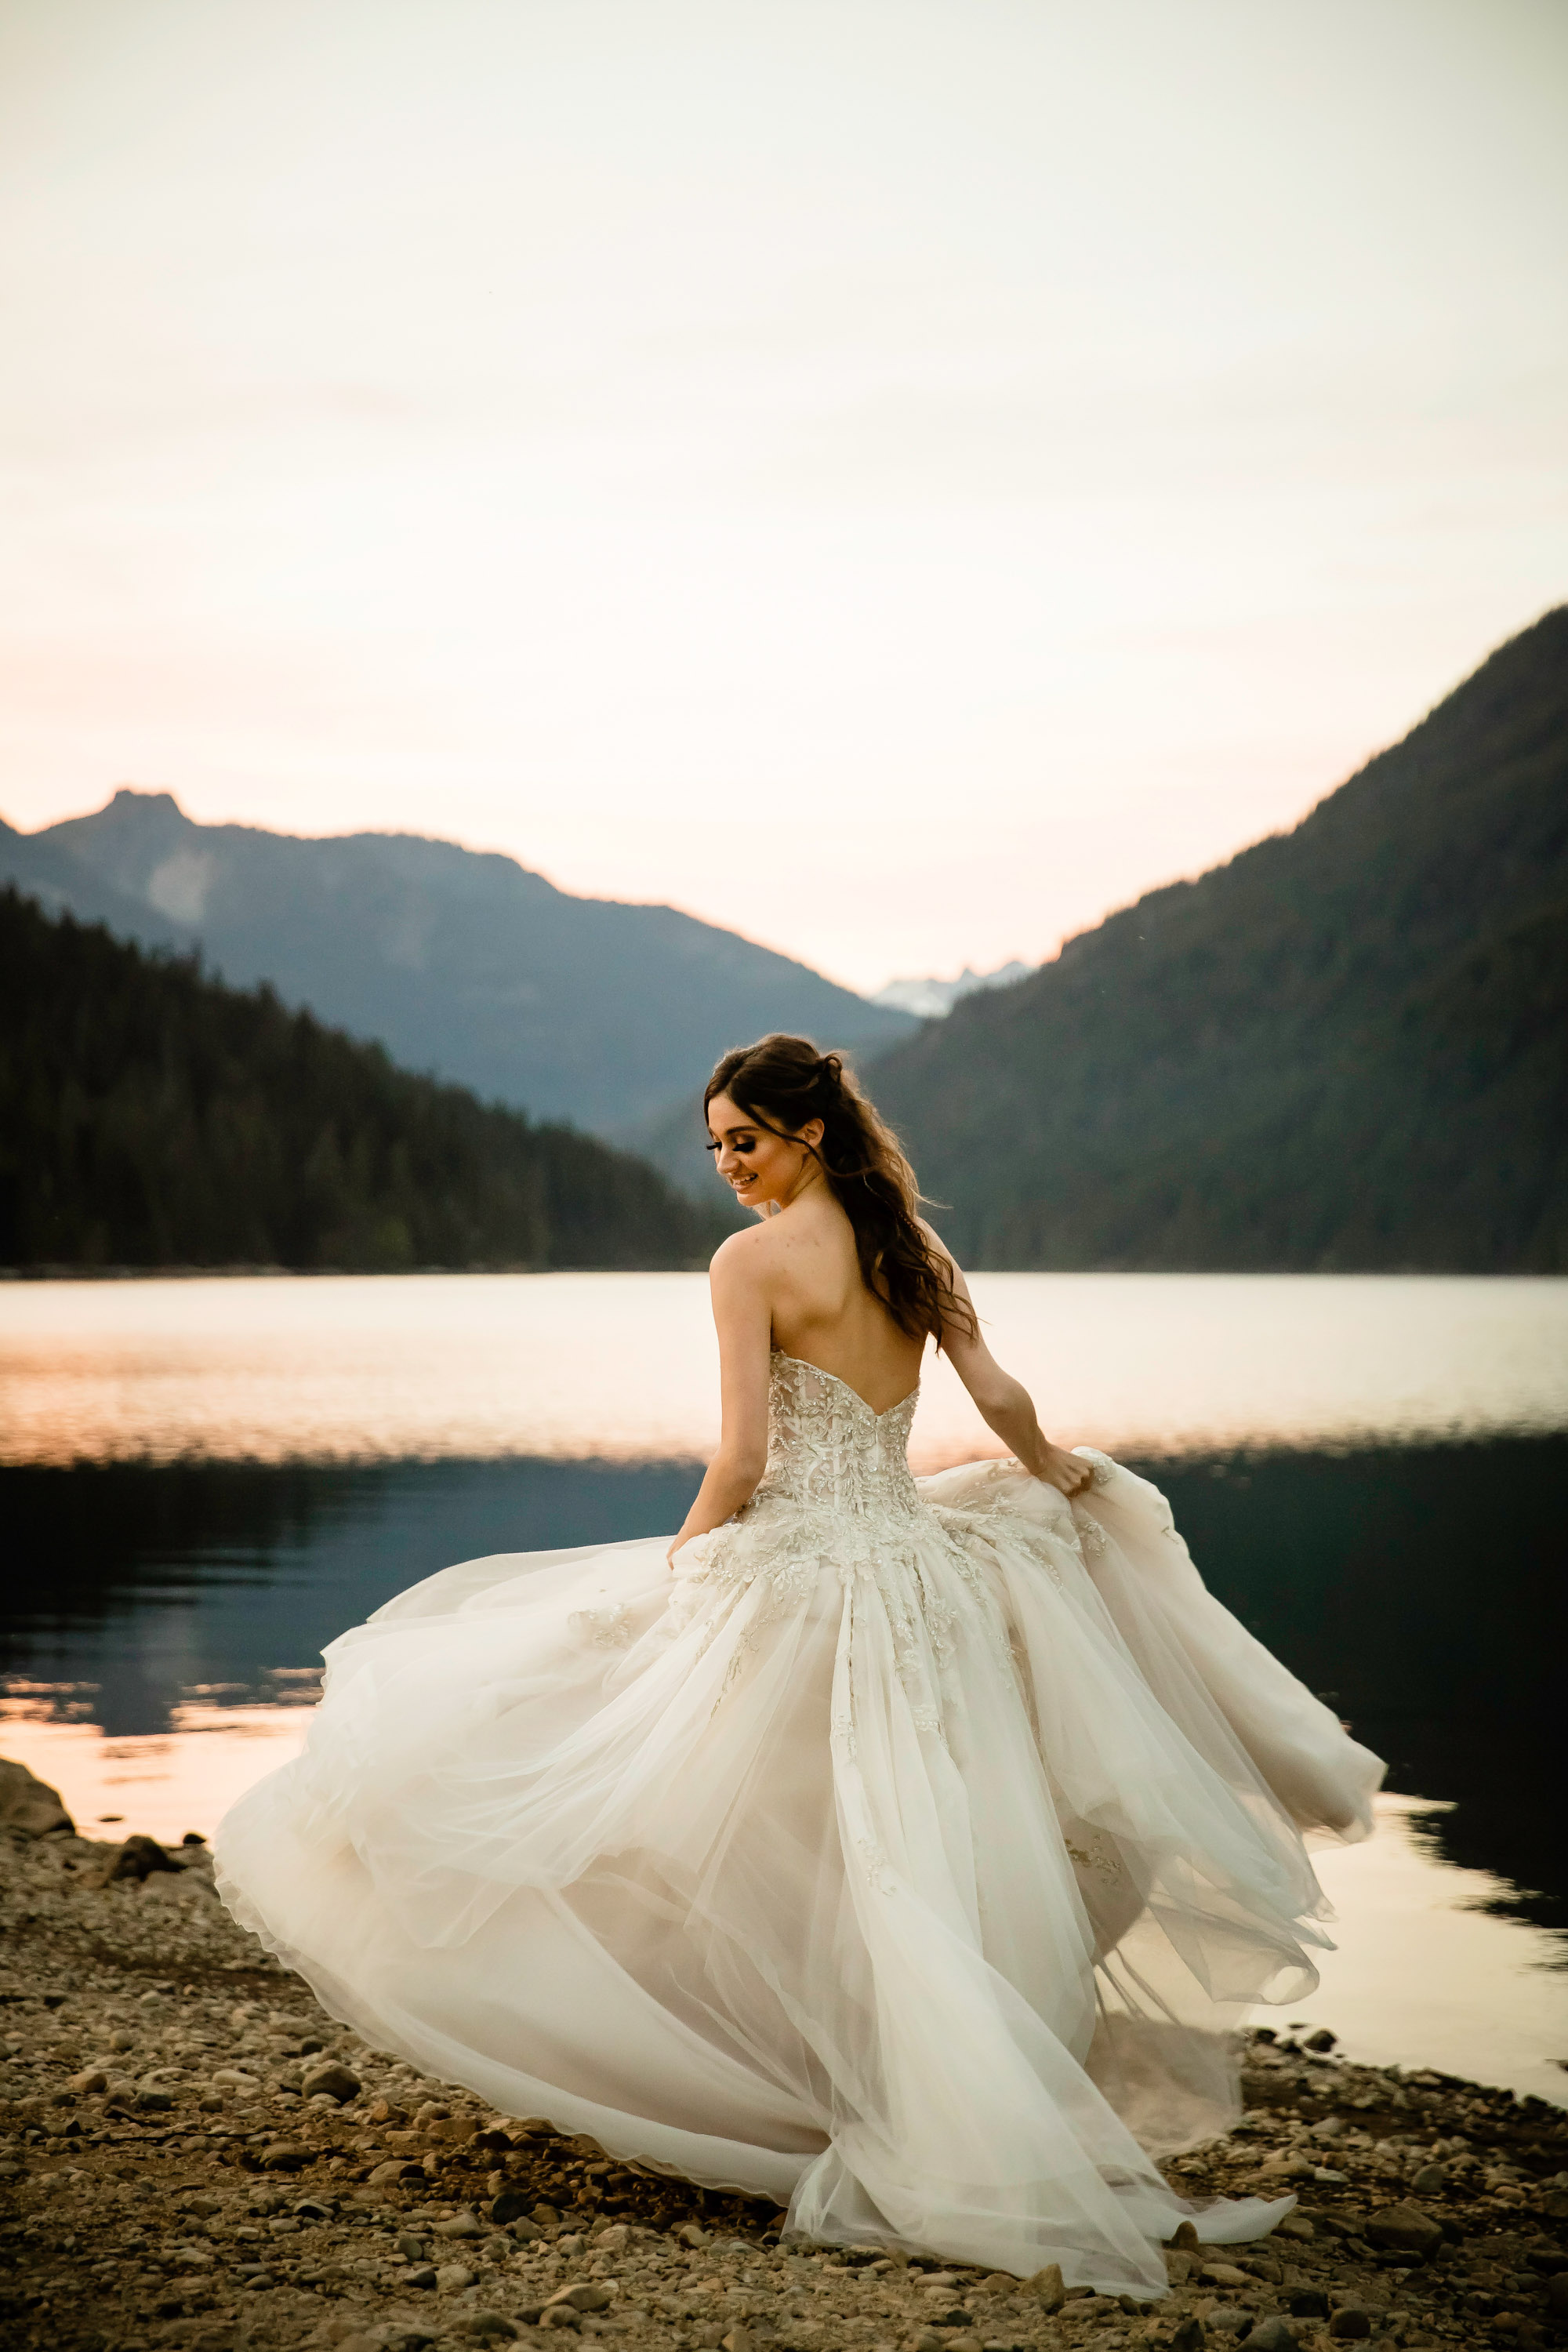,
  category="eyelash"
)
[705,1138,757,1153]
